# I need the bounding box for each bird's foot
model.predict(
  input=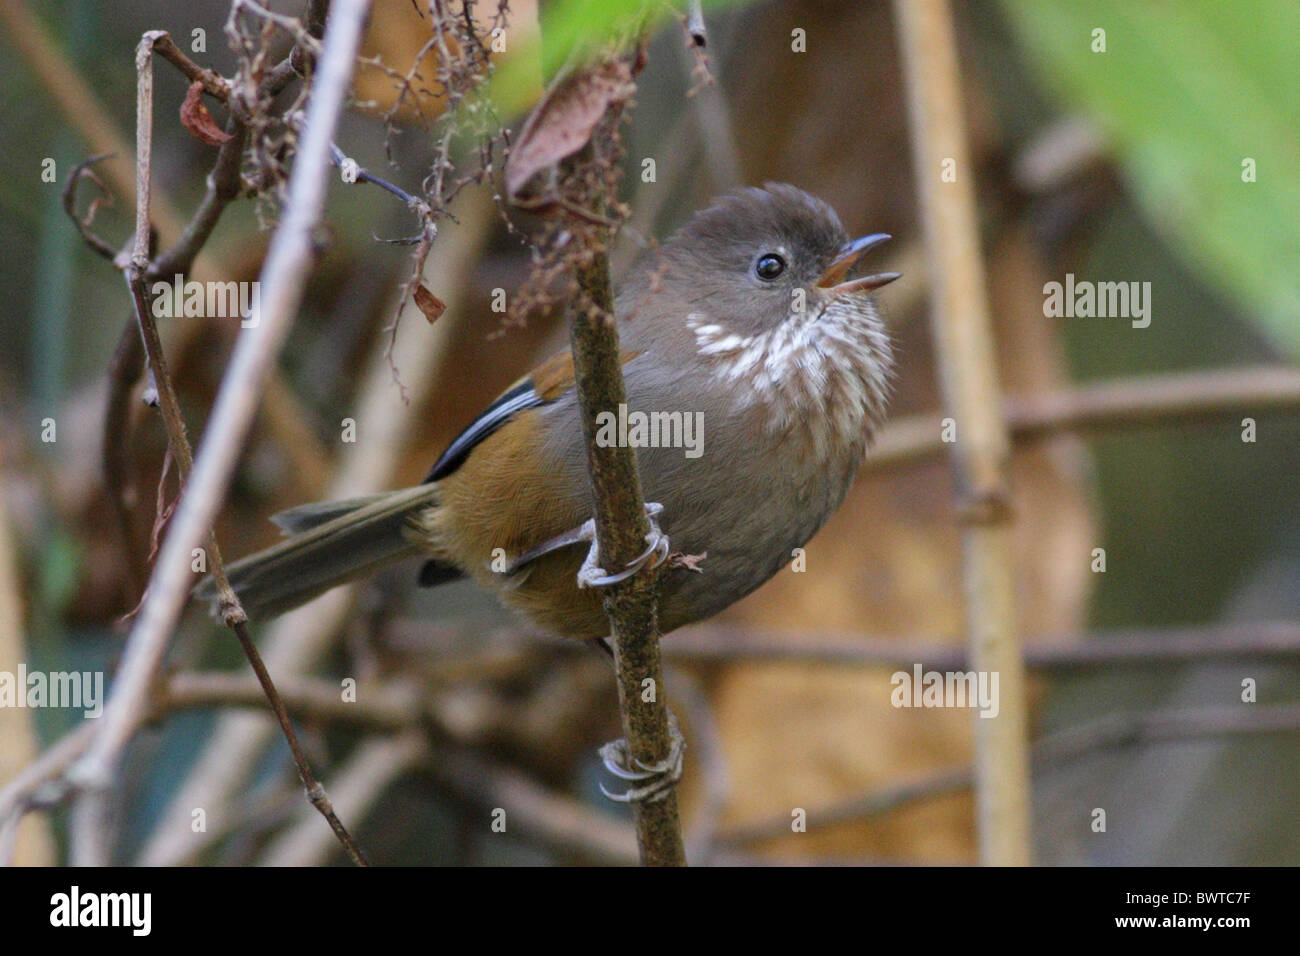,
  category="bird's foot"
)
[598,710,686,804]
[576,502,670,589]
